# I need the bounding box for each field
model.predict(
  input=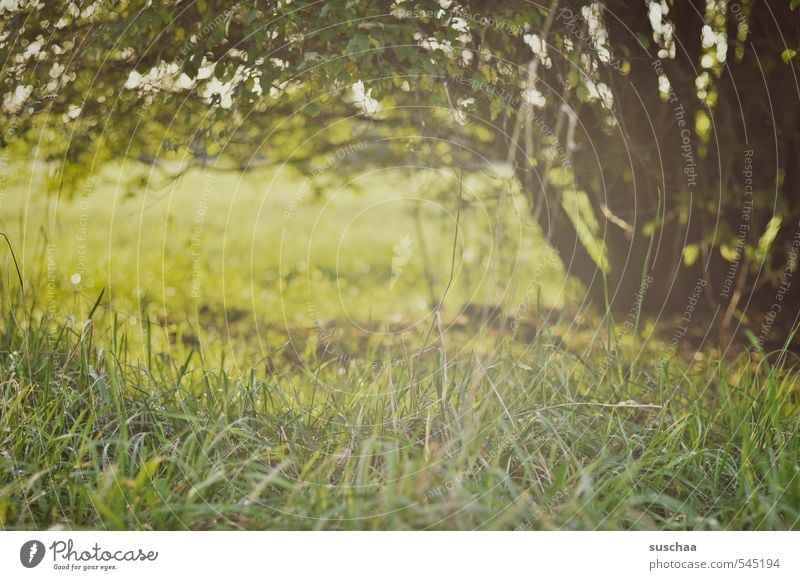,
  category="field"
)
[1,164,799,530]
